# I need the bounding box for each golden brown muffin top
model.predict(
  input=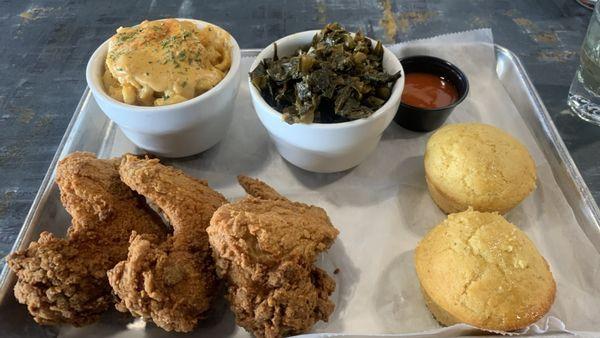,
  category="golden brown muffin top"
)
[424,123,537,213]
[415,209,555,331]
